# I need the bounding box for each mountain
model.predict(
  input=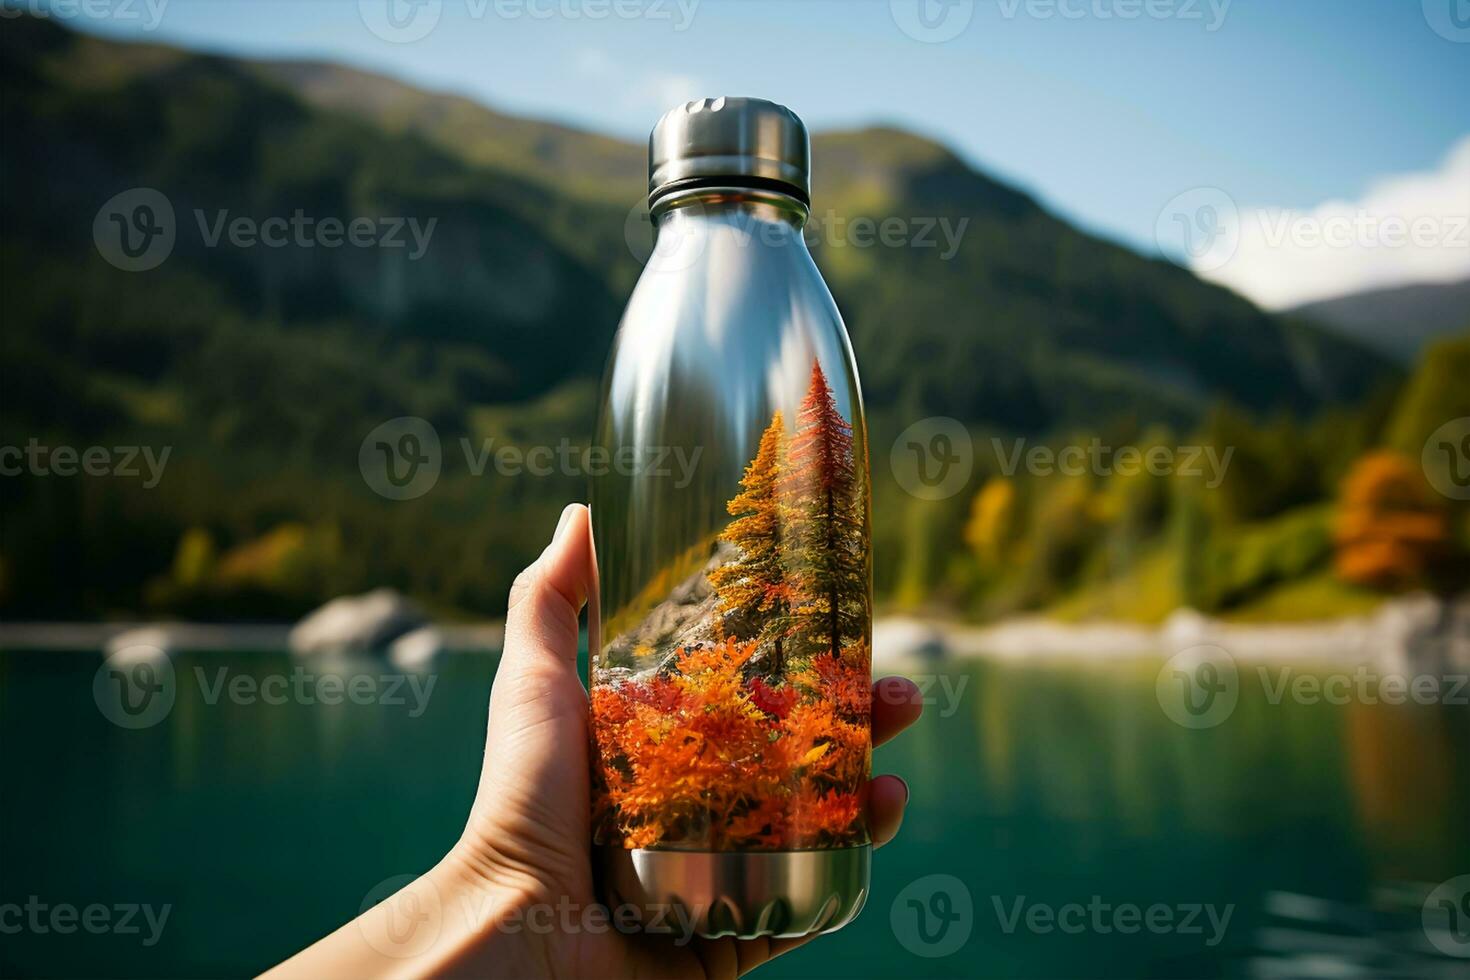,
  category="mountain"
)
[252,56,1393,433]
[0,16,1398,618]
[1289,278,1470,363]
